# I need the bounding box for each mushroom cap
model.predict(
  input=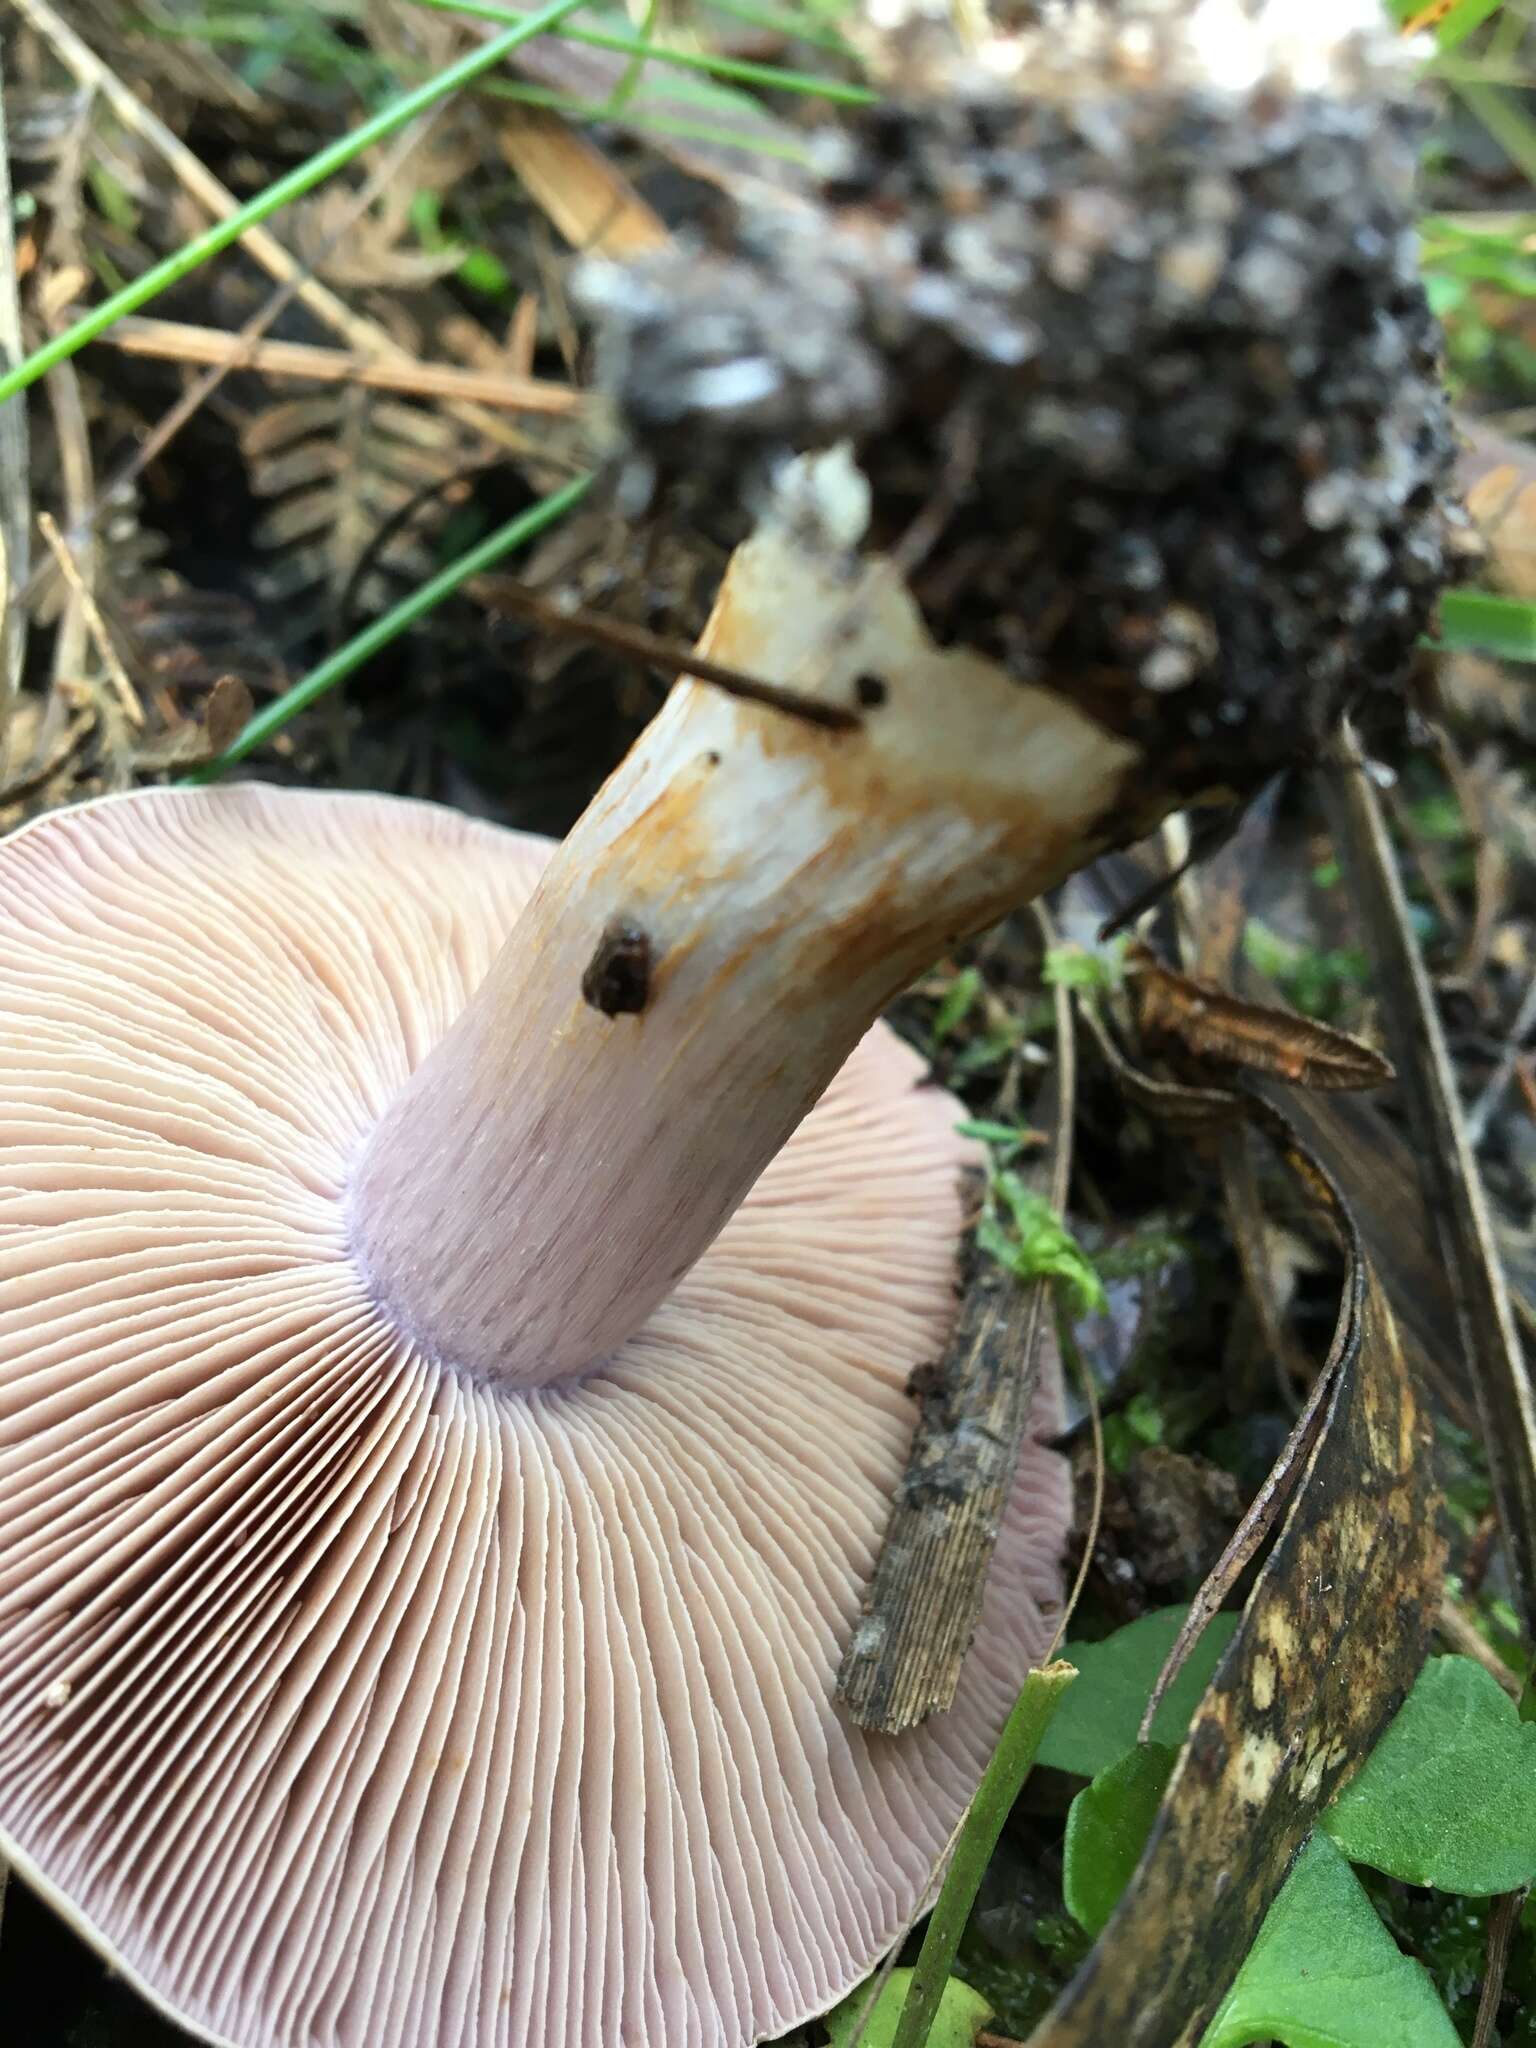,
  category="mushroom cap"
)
[0,785,1068,2048]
